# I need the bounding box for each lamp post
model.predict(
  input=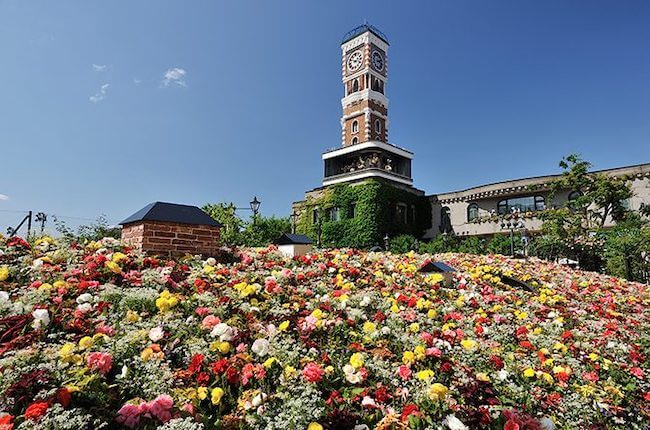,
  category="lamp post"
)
[316,218,322,248]
[290,210,299,234]
[384,233,390,251]
[235,196,261,225]
[500,208,525,256]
